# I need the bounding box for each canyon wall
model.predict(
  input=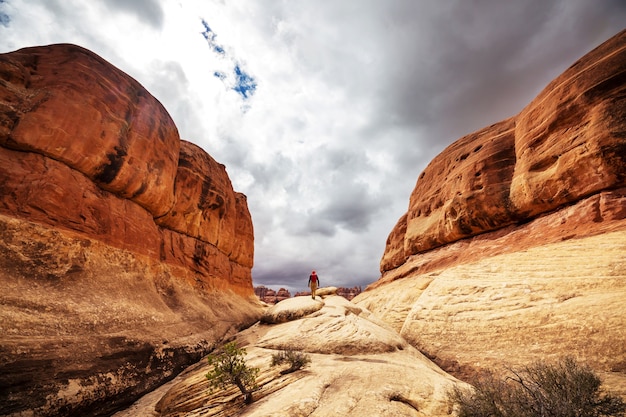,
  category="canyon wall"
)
[0,44,262,416]
[355,29,626,394]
